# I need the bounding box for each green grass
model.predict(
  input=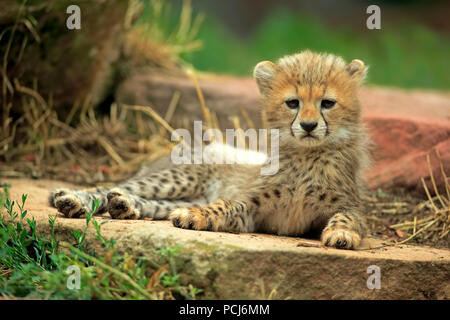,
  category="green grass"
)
[0,183,202,299]
[141,2,449,90]
[187,10,449,90]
